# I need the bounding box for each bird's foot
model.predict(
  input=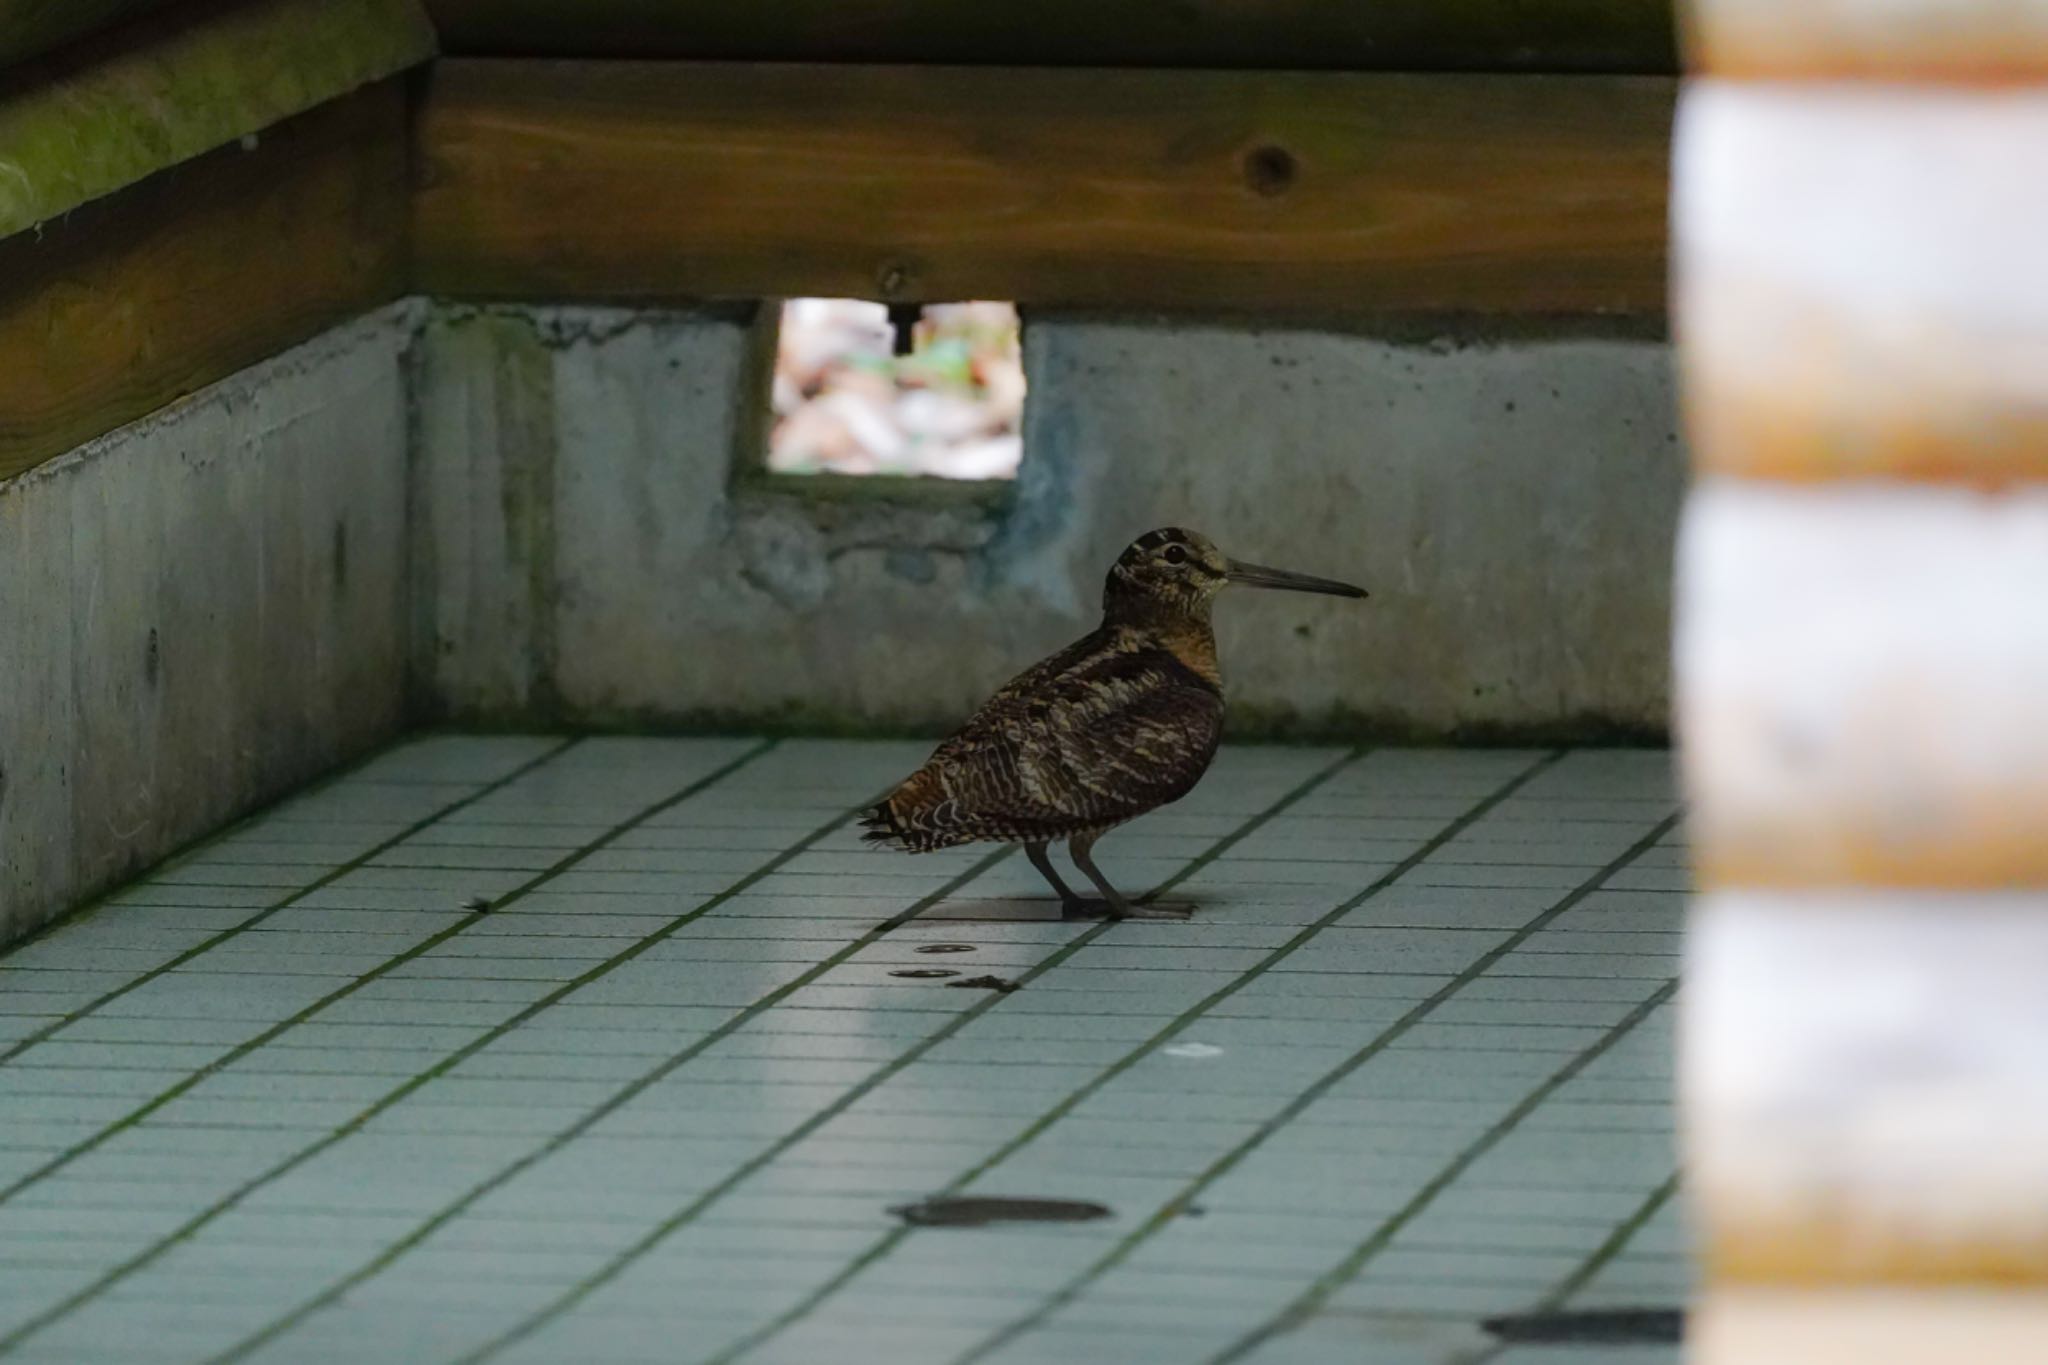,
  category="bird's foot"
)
[1062,899,1195,922]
